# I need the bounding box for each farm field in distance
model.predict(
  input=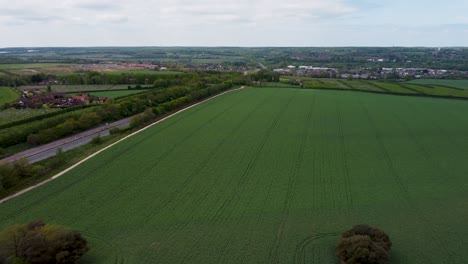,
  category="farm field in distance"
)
[0,87,19,105]
[83,89,149,99]
[19,84,134,93]
[407,79,468,89]
[1,87,468,263]
[283,77,468,99]
[0,108,60,126]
